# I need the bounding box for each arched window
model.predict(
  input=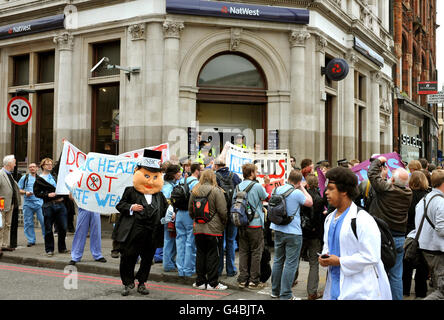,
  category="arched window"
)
[197,53,267,103]
[198,53,265,88]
